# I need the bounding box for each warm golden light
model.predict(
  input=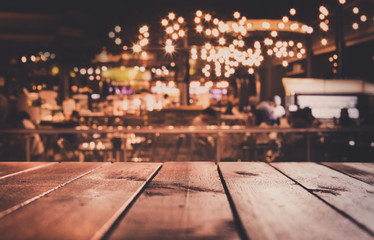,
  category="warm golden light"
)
[133,44,142,53]
[290,23,299,31]
[178,30,185,37]
[166,26,174,34]
[264,38,273,45]
[165,45,175,53]
[219,37,226,45]
[262,22,270,29]
[212,29,219,37]
[161,19,168,26]
[278,23,285,29]
[321,38,327,45]
[270,31,278,37]
[168,12,175,20]
[234,11,240,19]
[360,15,367,22]
[21,56,27,63]
[196,10,203,17]
[114,25,121,33]
[353,7,359,14]
[319,6,329,16]
[194,17,201,24]
[282,60,288,67]
[282,16,289,22]
[333,54,338,60]
[108,31,115,38]
[352,22,359,30]
[139,38,149,46]
[290,8,296,16]
[115,38,122,45]
[205,14,212,21]
[339,0,346,4]
[196,25,203,32]
[178,17,184,23]
[320,22,329,31]
[172,33,178,39]
[205,81,213,88]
